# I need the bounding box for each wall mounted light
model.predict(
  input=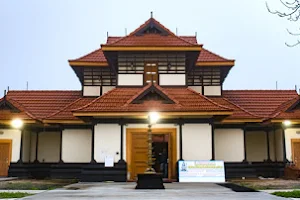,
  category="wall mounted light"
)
[283,120,291,126]
[11,118,23,129]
